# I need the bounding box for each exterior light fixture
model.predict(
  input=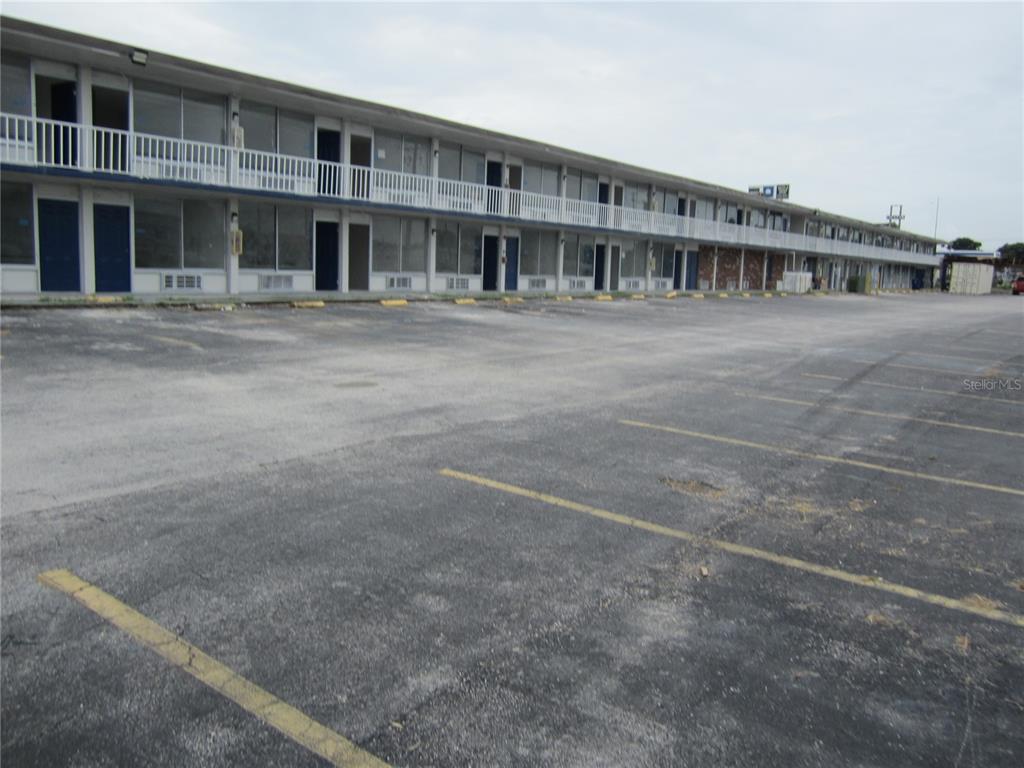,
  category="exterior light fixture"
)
[129,49,148,66]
